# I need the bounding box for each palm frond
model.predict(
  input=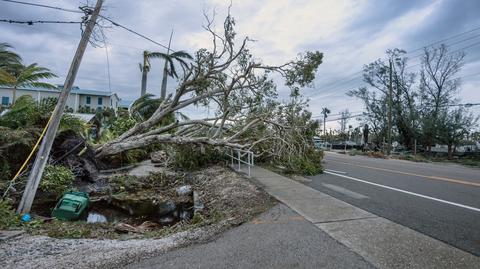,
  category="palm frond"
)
[130,94,161,120]
[27,82,58,89]
[0,69,16,85]
[0,42,22,67]
[171,50,193,60]
[147,51,169,59]
[168,59,178,78]
[174,111,190,121]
